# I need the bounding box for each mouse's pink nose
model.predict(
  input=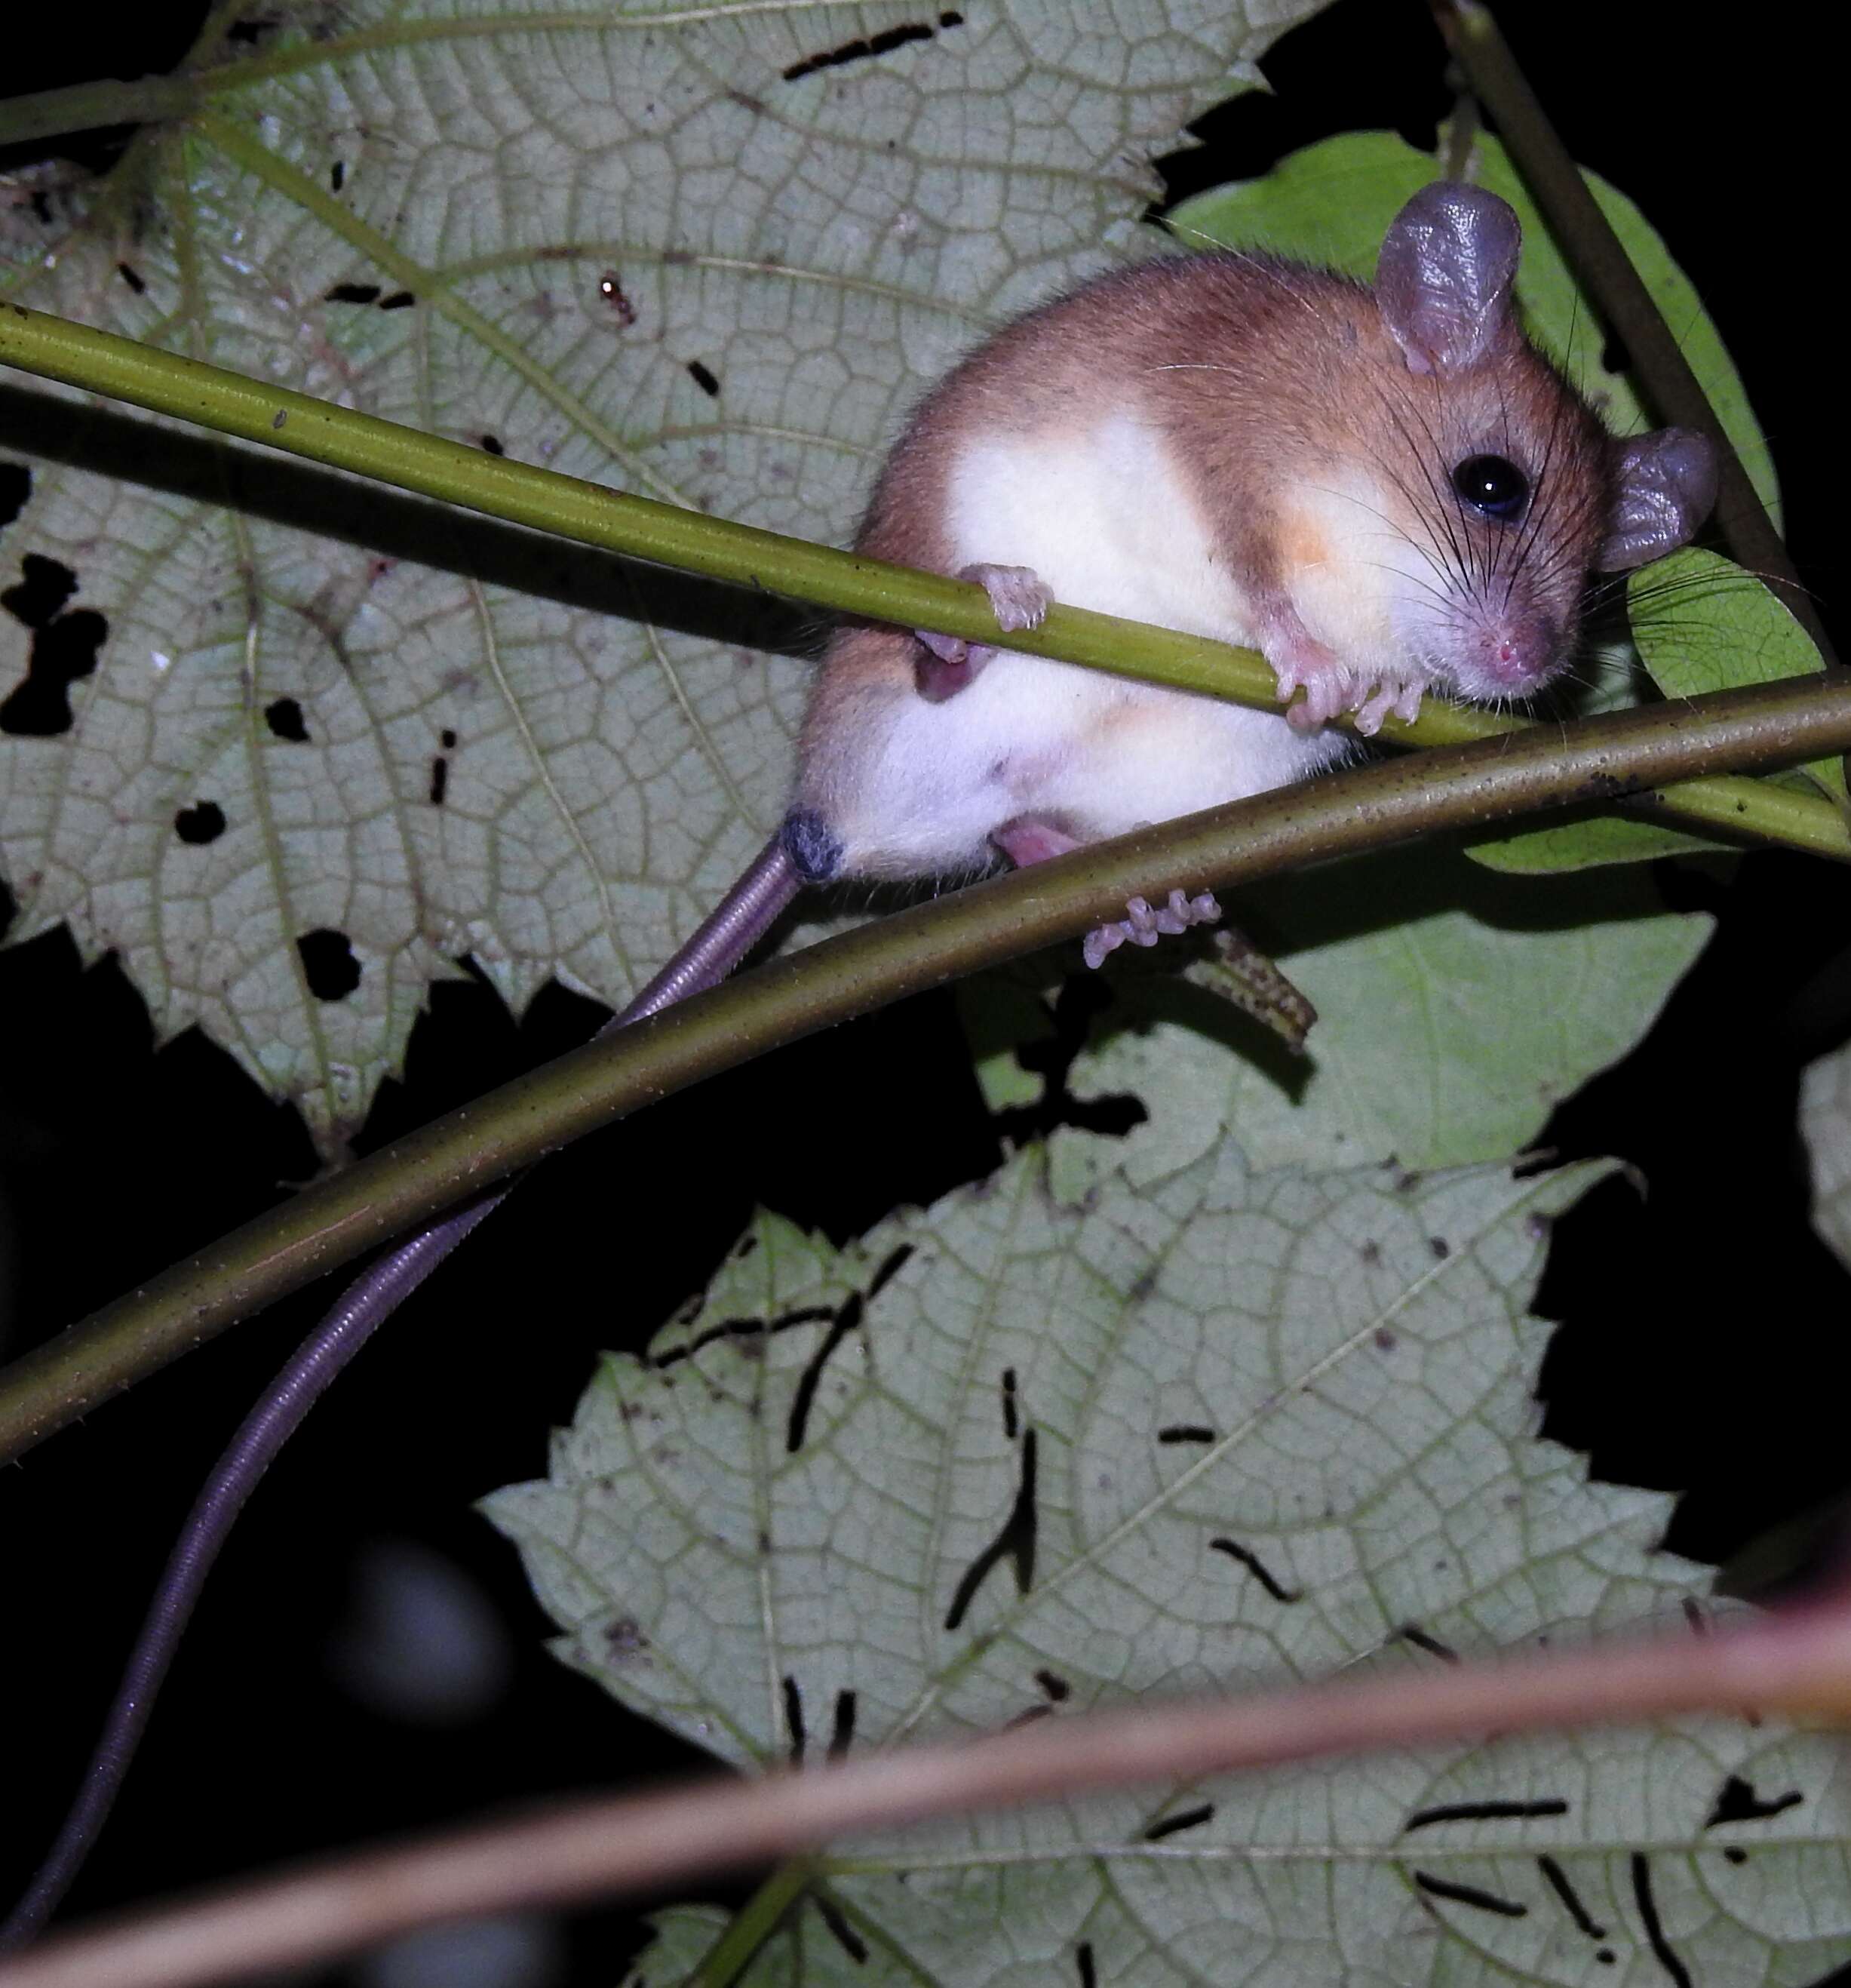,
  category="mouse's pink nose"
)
[1473,608,1564,691]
